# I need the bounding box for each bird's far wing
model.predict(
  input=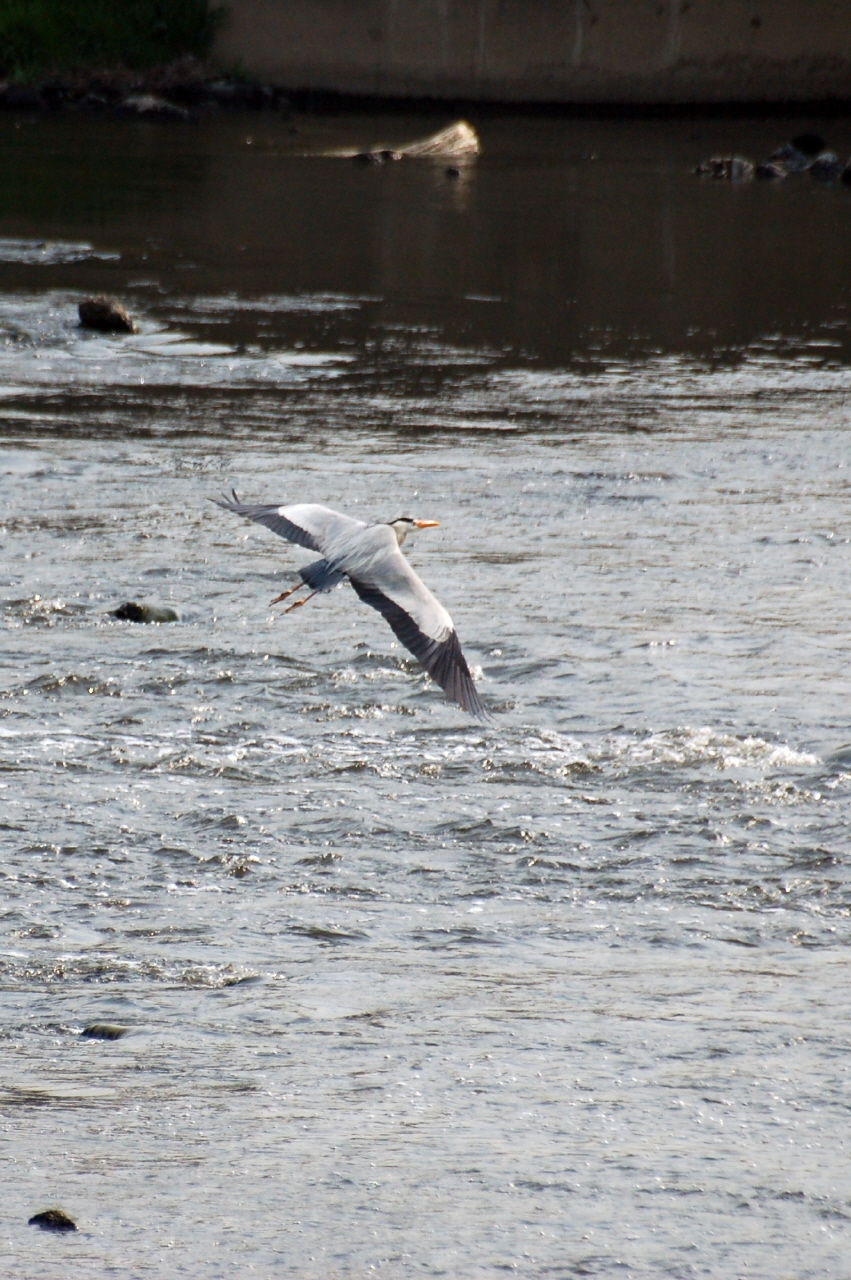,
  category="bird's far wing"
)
[349,545,485,717]
[213,493,366,553]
